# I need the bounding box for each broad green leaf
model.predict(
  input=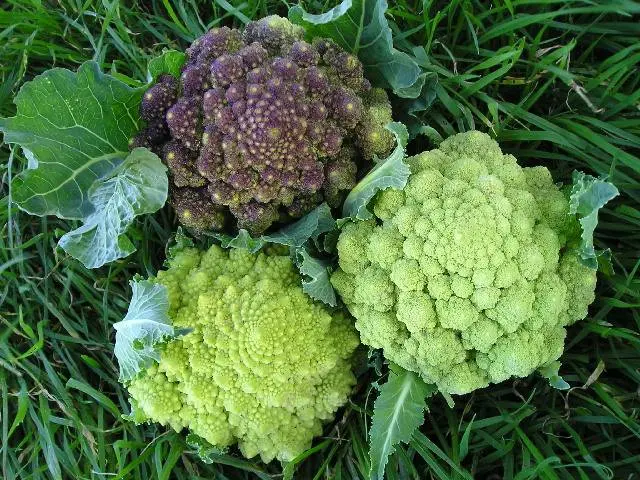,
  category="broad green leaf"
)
[569,171,619,269]
[0,61,145,219]
[58,148,167,269]
[539,361,570,390]
[114,279,182,382]
[369,368,435,480]
[263,203,335,248]
[289,0,423,97]
[212,229,265,253]
[342,122,409,220]
[147,50,187,82]
[0,60,166,268]
[295,248,337,307]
